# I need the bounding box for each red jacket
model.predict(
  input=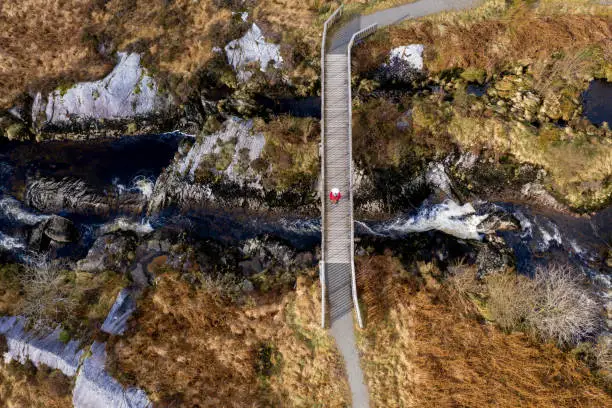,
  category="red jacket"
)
[329,191,342,201]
